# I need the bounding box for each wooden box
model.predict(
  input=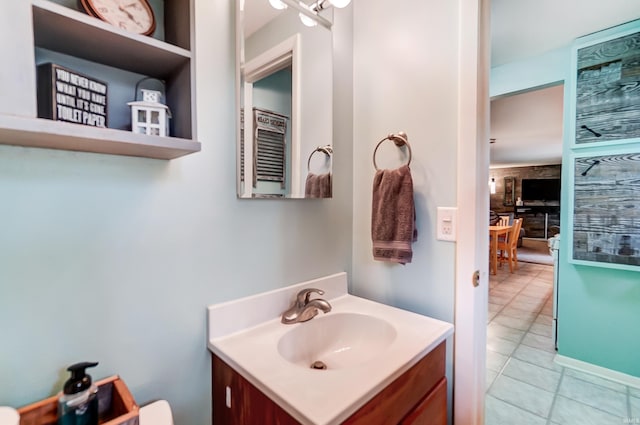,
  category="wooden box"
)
[18,375,139,425]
